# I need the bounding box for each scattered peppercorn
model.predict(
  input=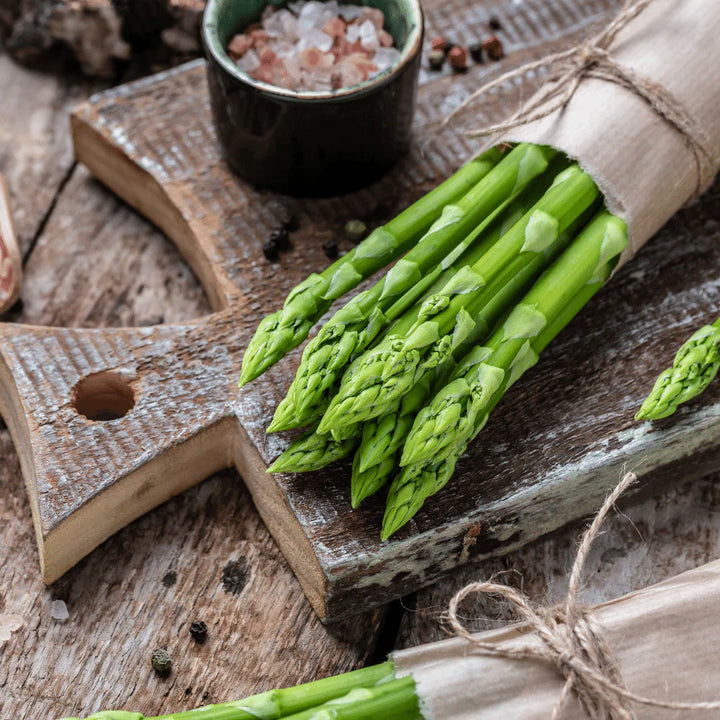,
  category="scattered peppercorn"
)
[344,219,367,243]
[270,225,290,251]
[469,42,484,63]
[448,45,469,72]
[189,620,208,644]
[151,648,172,675]
[161,570,177,588]
[488,15,503,31]
[262,238,280,262]
[283,214,300,233]
[322,238,339,259]
[430,36,448,53]
[428,48,446,71]
[483,34,504,61]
